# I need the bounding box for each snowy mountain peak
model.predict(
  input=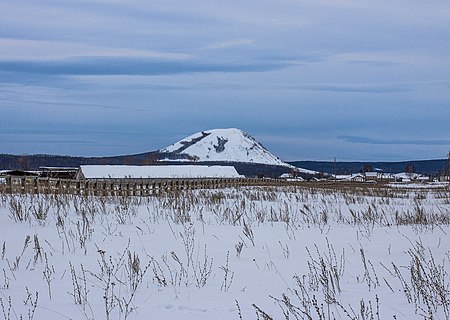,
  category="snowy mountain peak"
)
[159,128,290,167]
